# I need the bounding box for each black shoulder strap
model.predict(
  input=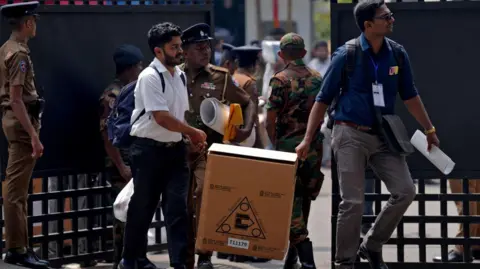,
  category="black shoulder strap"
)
[180,72,186,87]
[151,65,166,93]
[340,37,360,92]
